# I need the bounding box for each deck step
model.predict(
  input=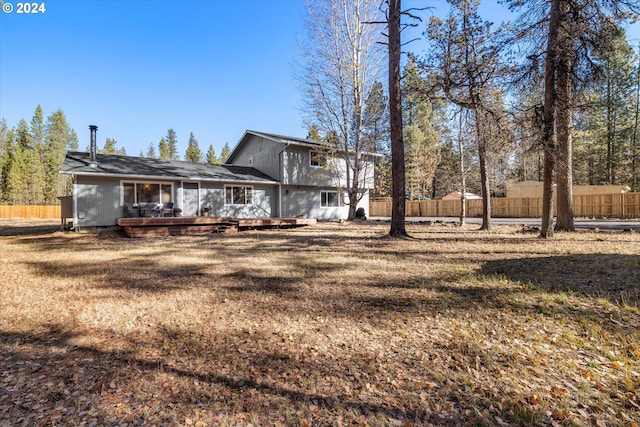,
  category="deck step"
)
[116,217,315,238]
